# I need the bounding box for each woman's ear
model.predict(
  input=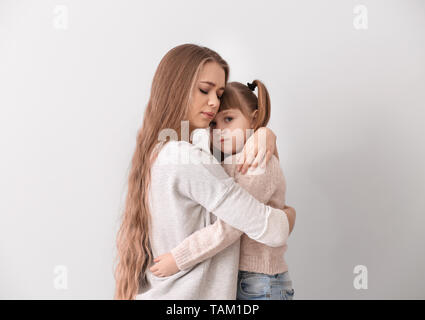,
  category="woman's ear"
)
[251,110,258,128]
